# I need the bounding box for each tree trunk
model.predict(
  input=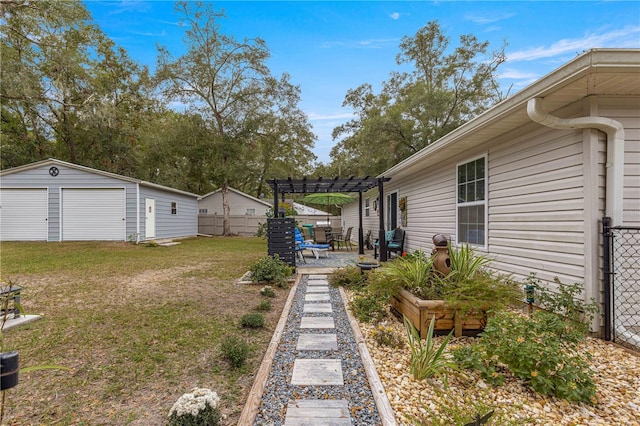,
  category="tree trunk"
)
[222,181,231,236]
